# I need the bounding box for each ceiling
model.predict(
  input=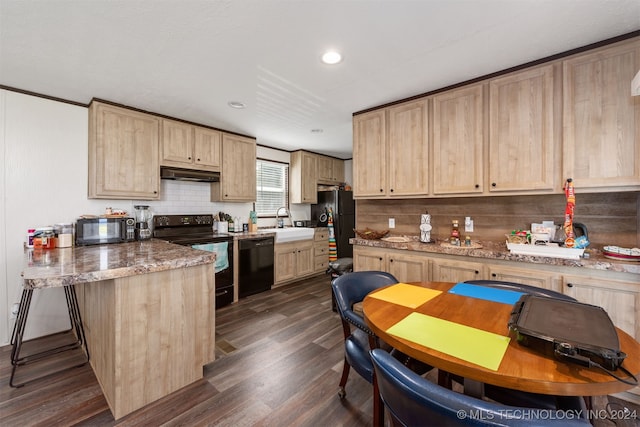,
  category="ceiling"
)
[1,1,639,159]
